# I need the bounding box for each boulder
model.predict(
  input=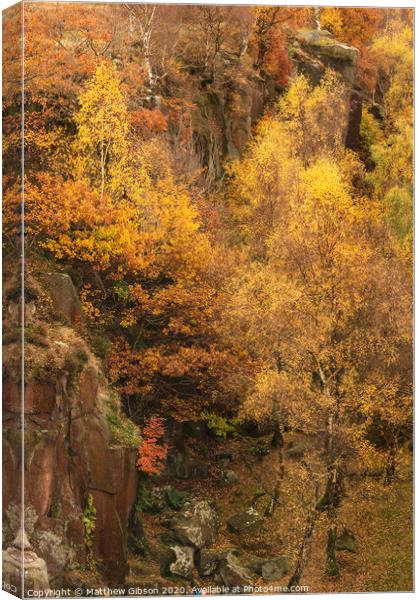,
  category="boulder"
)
[242,553,265,575]
[336,529,356,553]
[3,529,50,597]
[159,530,179,546]
[227,508,263,534]
[218,551,254,590]
[222,470,239,484]
[168,545,195,578]
[41,273,83,325]
[199,549,221,577]
[261,556,291,581]
[172,500,218,549]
